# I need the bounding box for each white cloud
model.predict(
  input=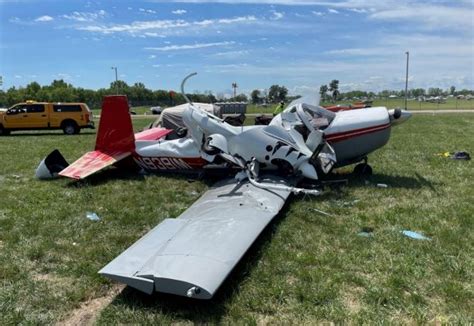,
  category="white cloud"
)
[328,9,339,14]
[148,55,157,59]
[270,10,284,20]
[139,8,157,14]
[312,11,323,16]
[214,50,250,58]
[62,10,106,22]
[35,15,54,22]
[172,9,187,15]
[144,32,166,37]
[349,8,367,13]
[78,16,257,35]
[145,41,235,51]
[369,5,473,31]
